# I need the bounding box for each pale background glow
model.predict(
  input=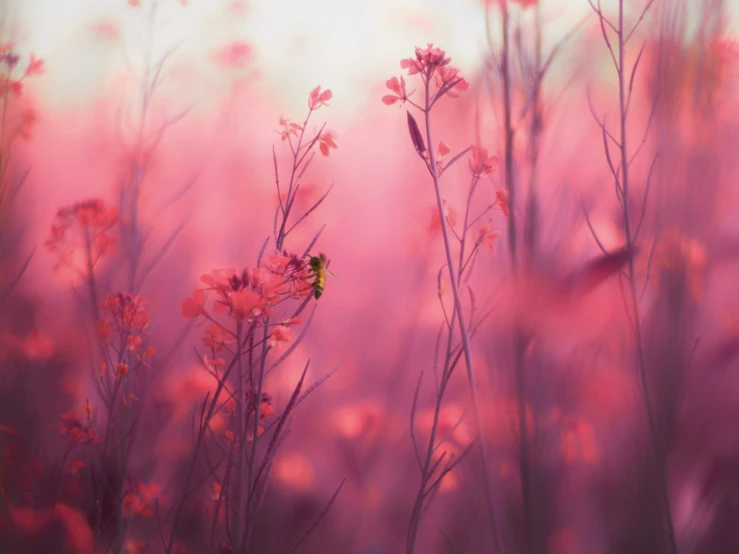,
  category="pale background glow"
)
[14,0,606,117]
